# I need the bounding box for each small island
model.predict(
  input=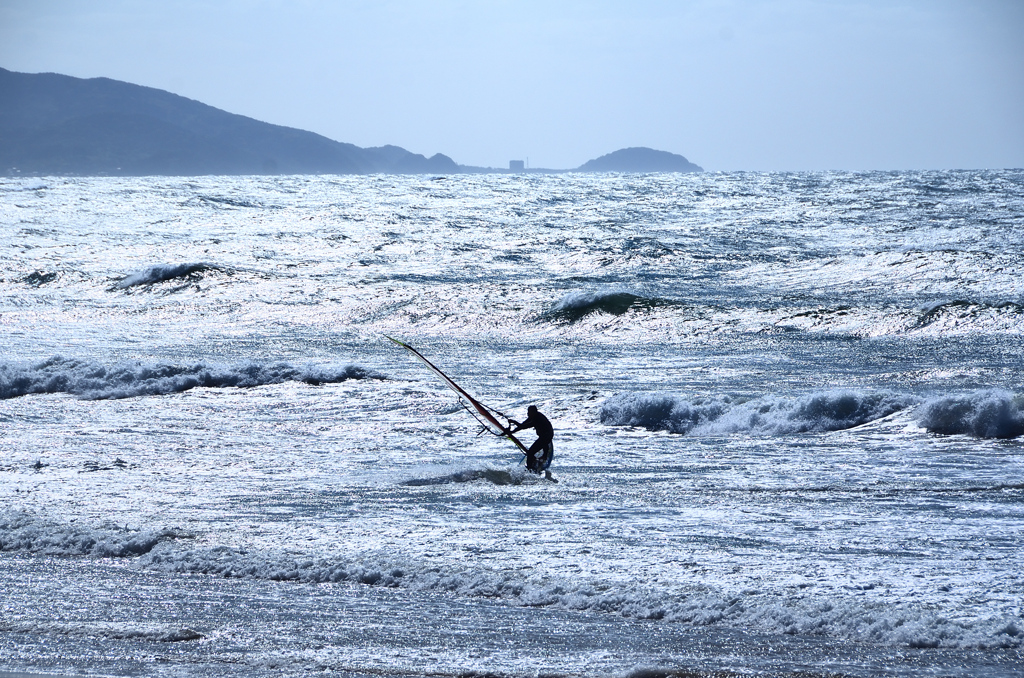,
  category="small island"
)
[577,147,702,173]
